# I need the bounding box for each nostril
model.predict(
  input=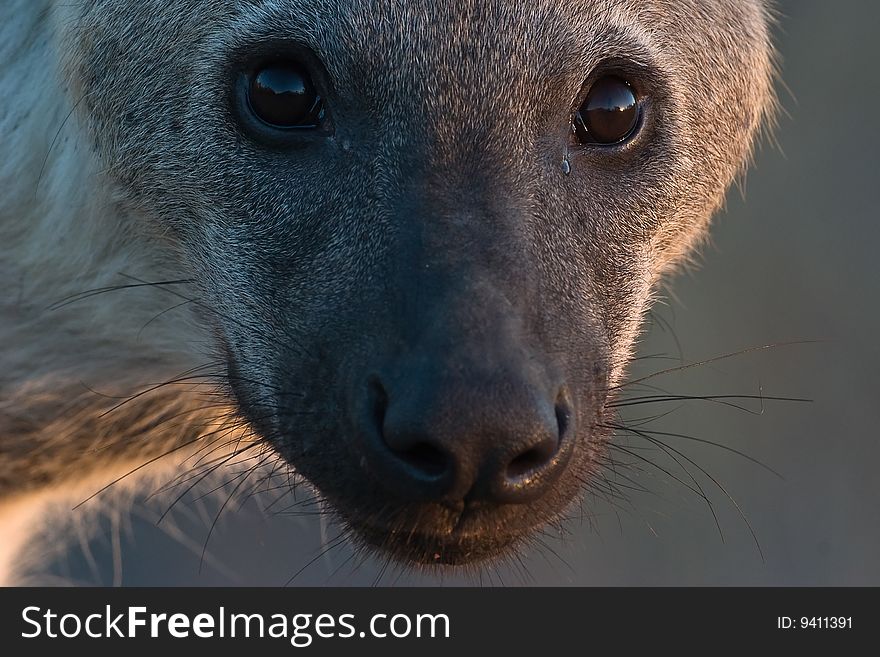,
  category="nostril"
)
[555,394,572,442]
[370,378,452,480]
[392,441,449,479]
[369,377,389,429]
[503,389,573,484]
[507,444,554,478]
